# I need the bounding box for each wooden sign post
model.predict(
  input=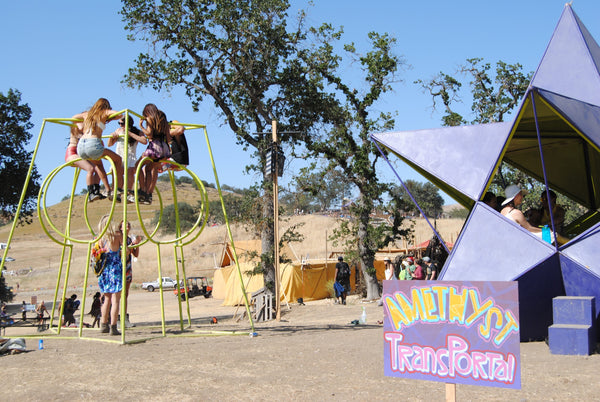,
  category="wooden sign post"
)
[272,120,281,321]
